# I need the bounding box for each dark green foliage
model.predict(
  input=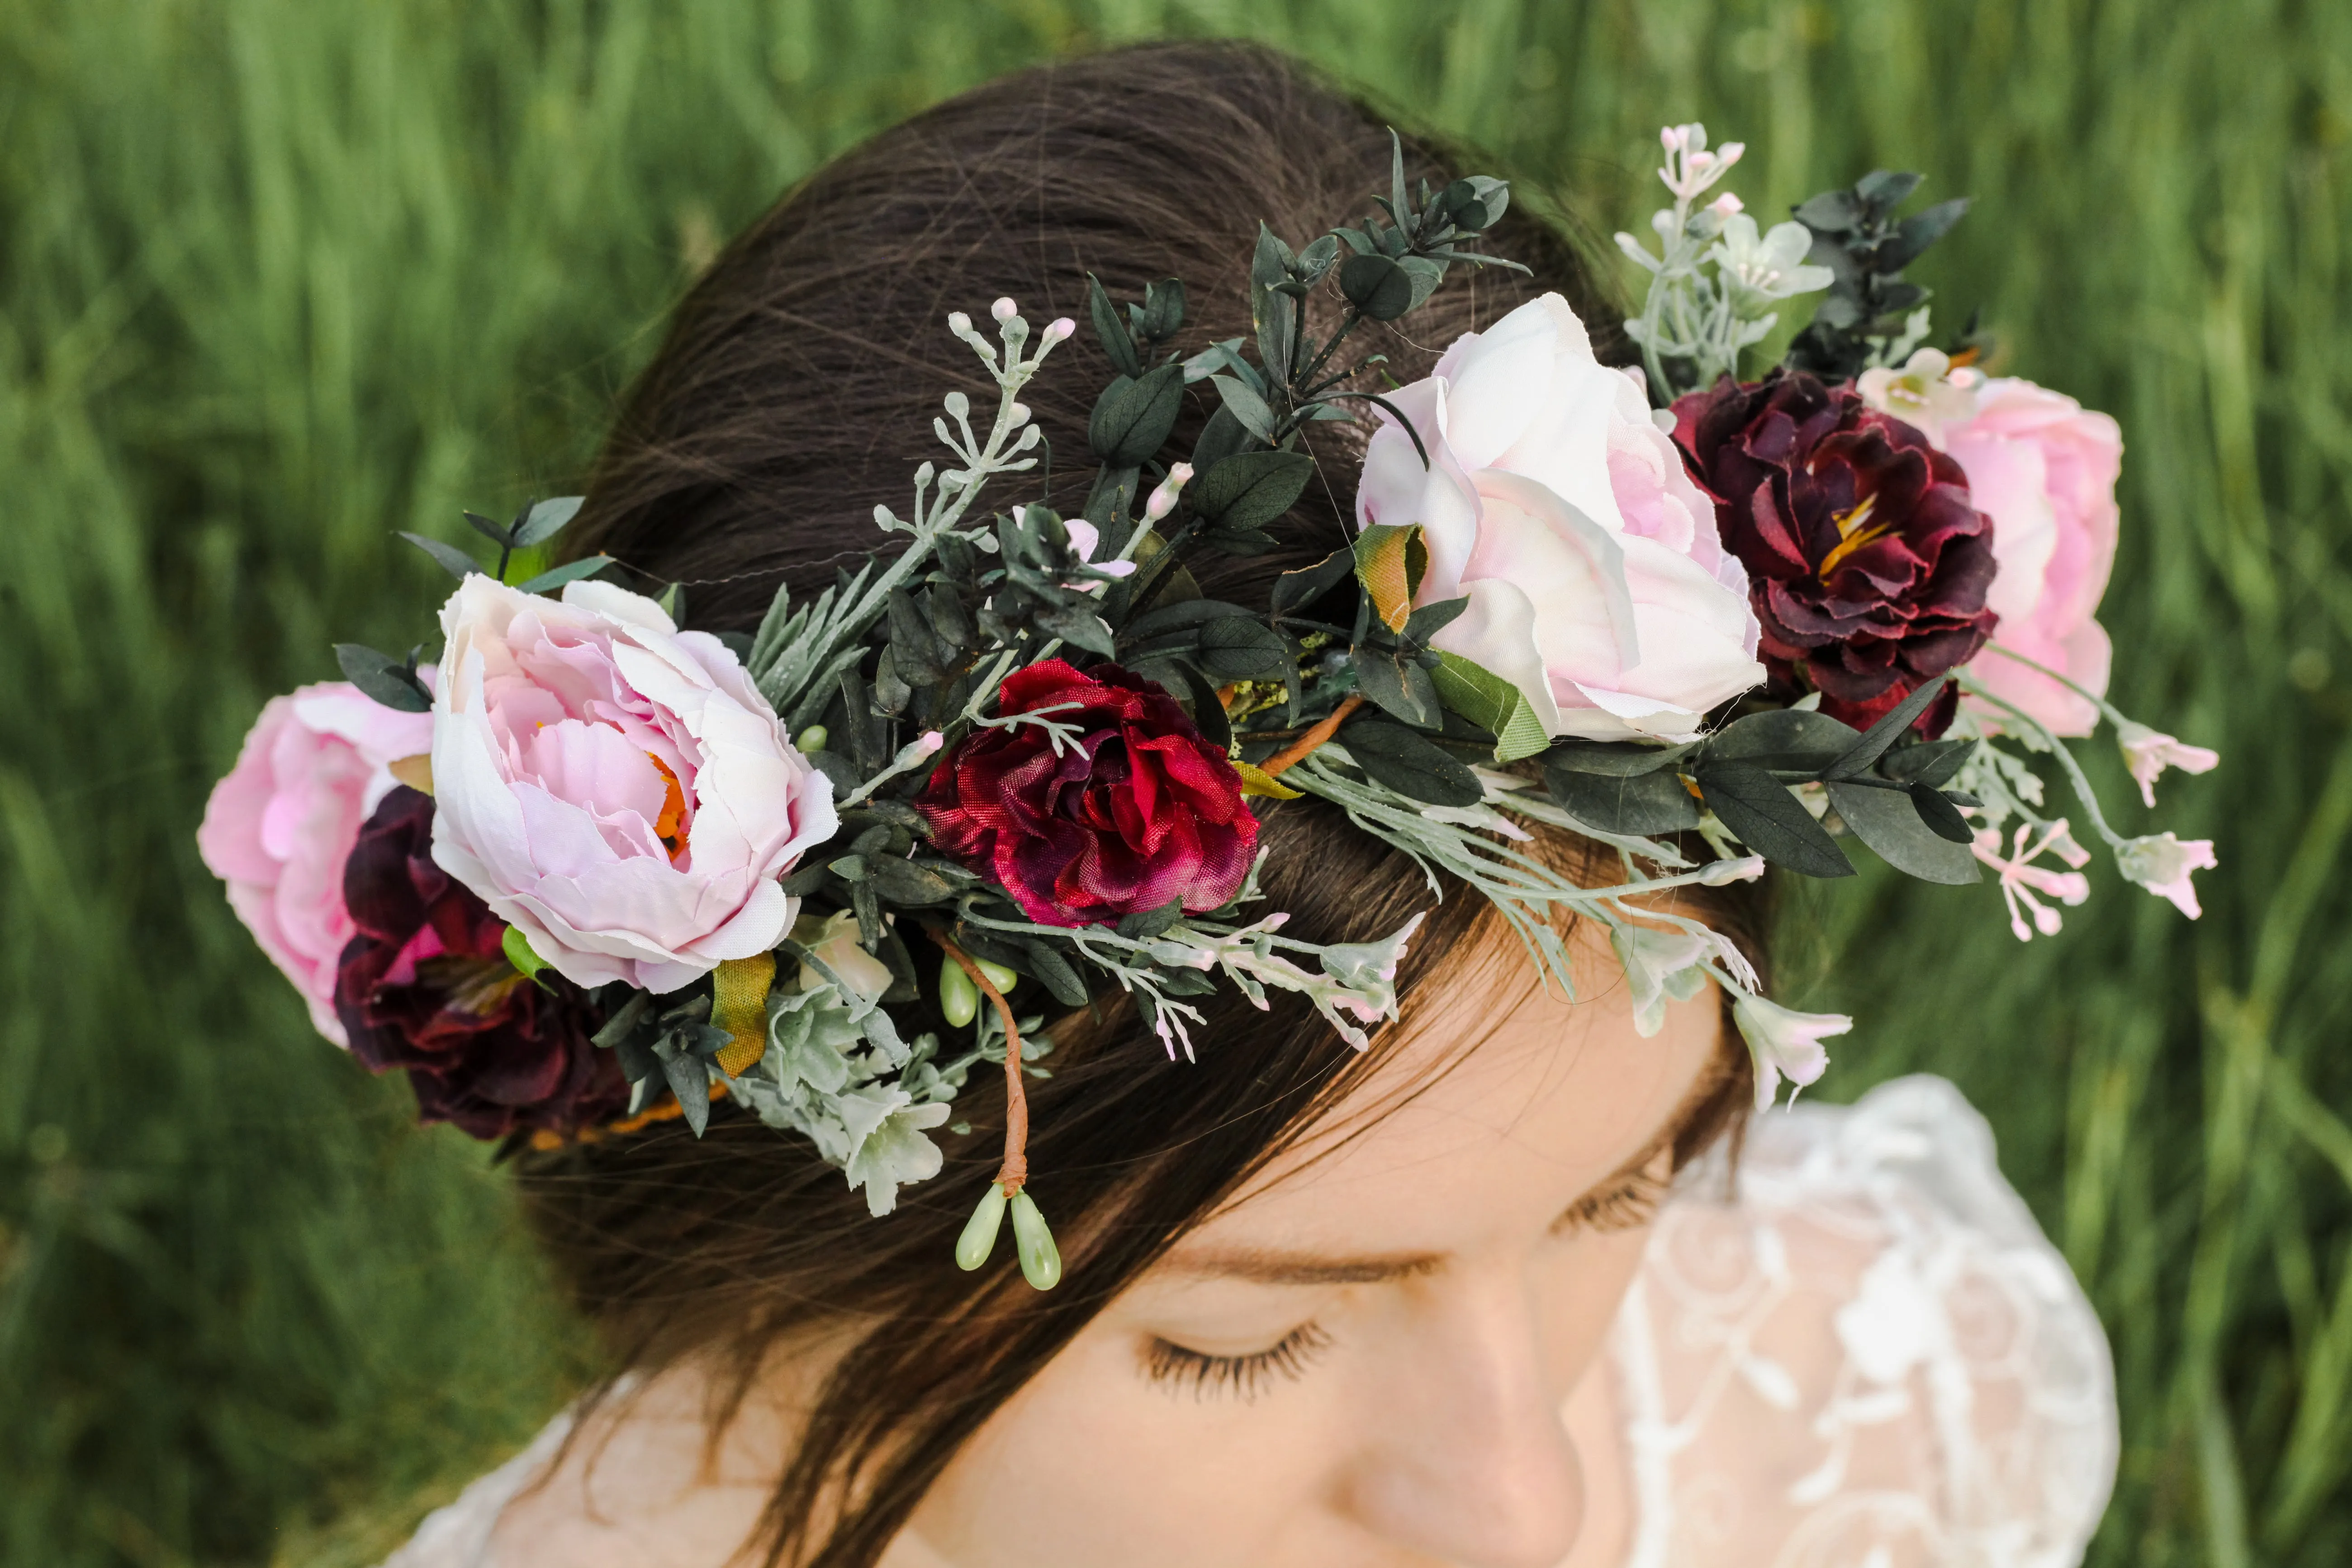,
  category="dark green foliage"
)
[1784,171,1969,380]
[3,6,2343,1568]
